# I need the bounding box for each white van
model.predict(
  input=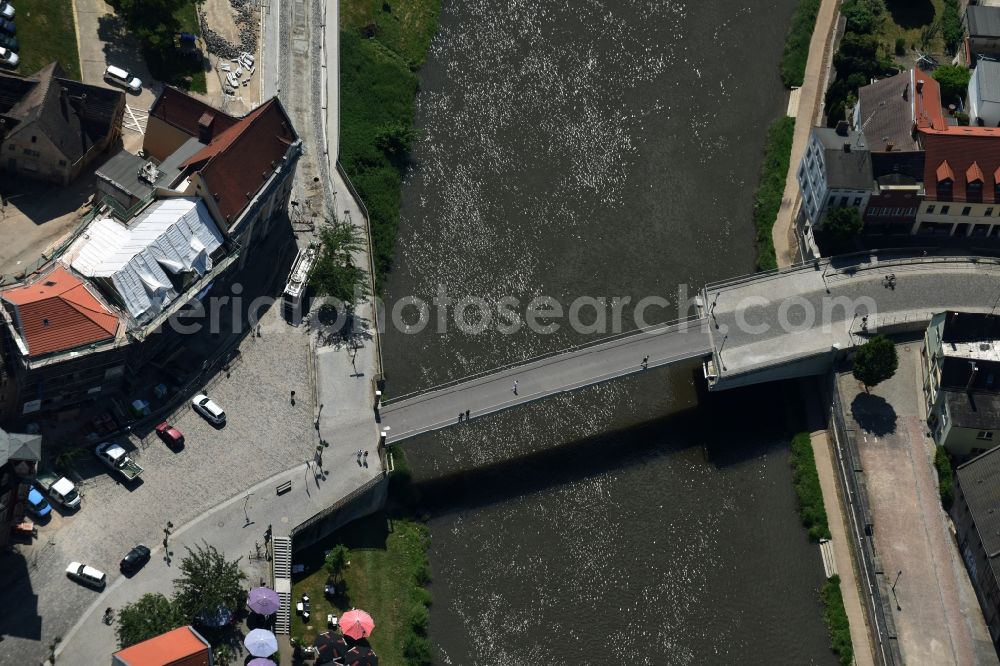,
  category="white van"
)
[103,65,141,93]
[66,562,107,589]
